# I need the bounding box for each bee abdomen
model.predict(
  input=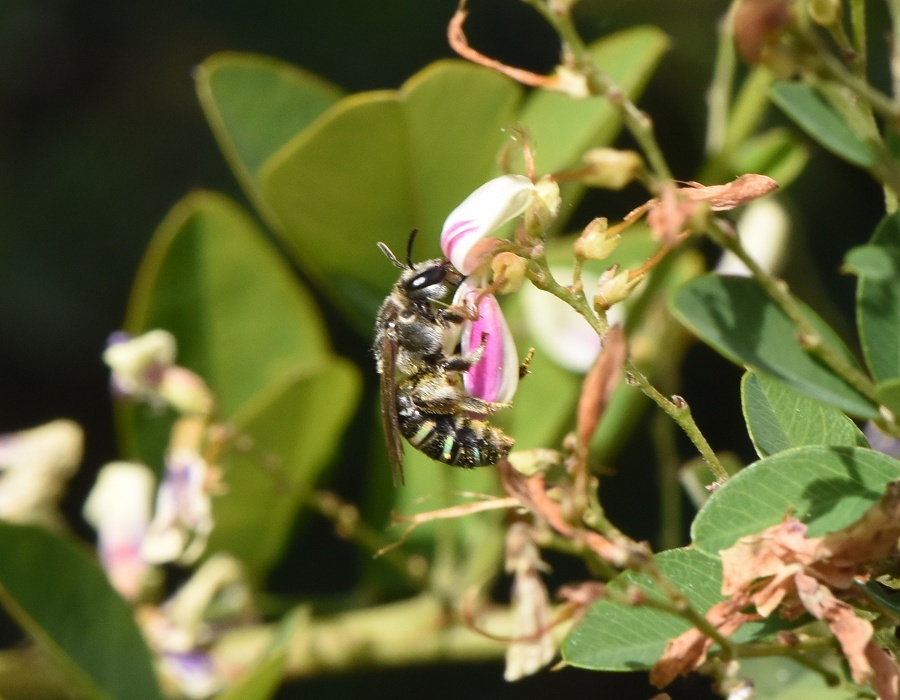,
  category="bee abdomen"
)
[402,413,513,468]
